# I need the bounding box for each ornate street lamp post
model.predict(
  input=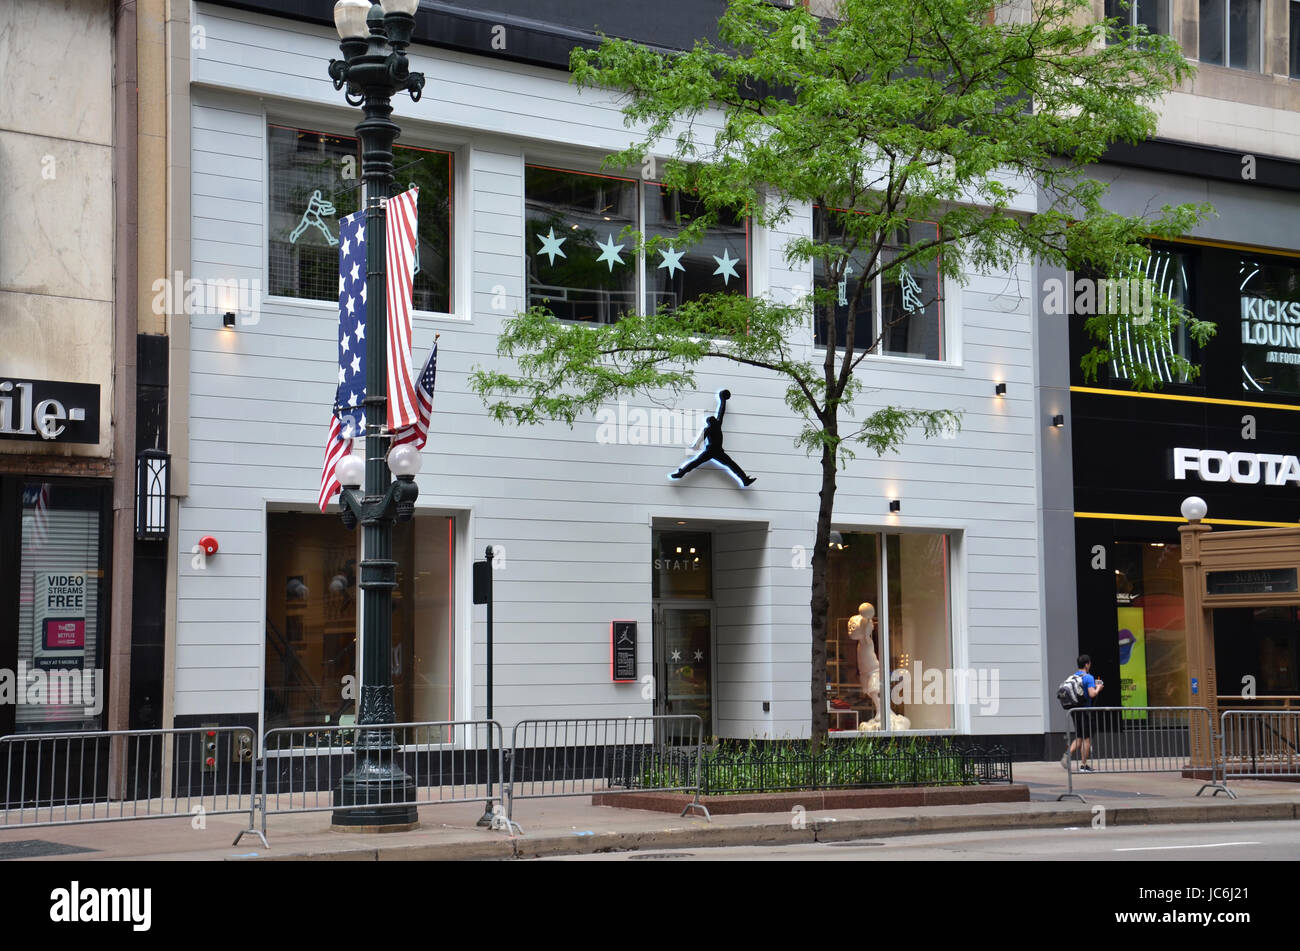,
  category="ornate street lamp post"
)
[328,0,425,829]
